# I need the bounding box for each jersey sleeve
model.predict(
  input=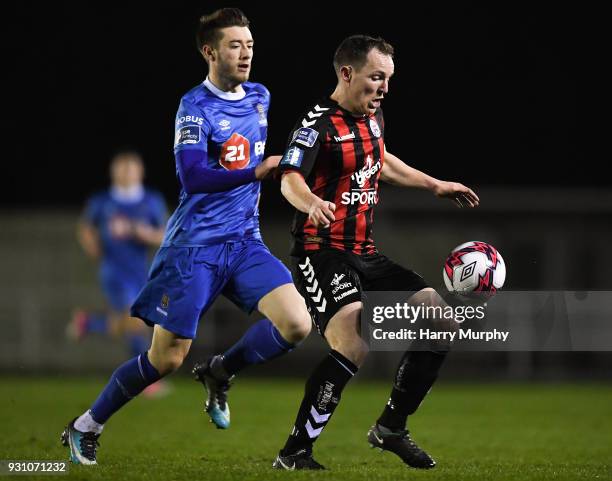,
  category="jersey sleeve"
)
[173,97,212,154]
[259,84,271,112]
[277,118,326,179]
